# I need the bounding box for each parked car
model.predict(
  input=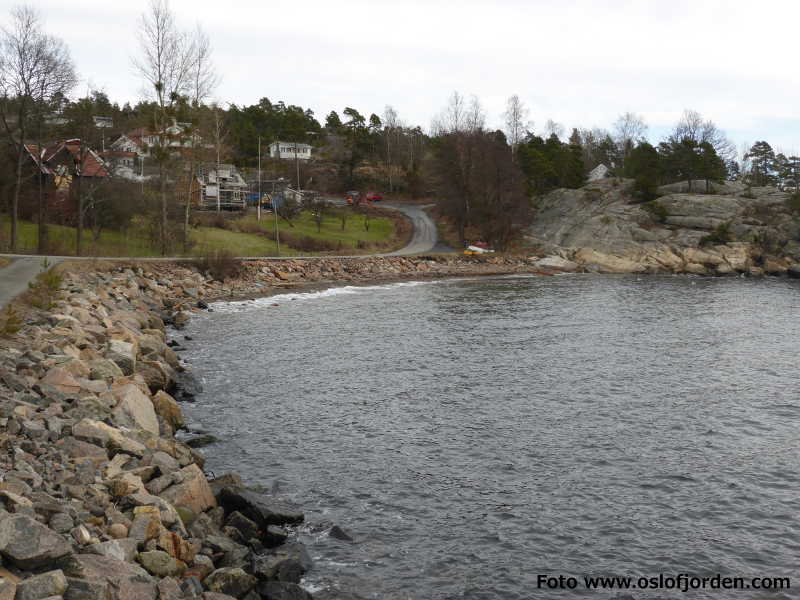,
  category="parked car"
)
[366,192,383,201]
